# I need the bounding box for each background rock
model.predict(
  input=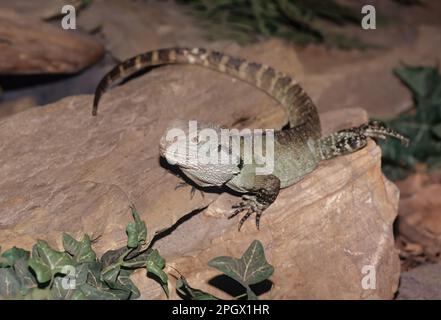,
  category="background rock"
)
[0,96,36,119]
[397,264,441,300]
[0,10,104,74]
[0,0,81,20]
[0,63,400,298]
[4,0,441,119]
[396,179,441,270]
